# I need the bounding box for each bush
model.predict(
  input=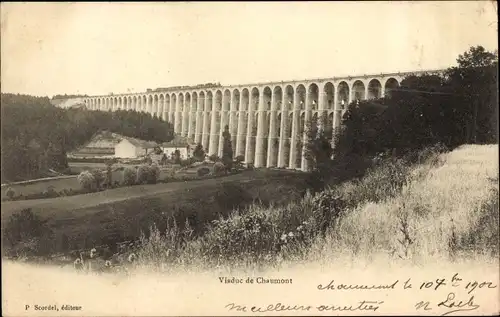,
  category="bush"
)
[235,155,244,163]
[90,169,105,189]
[208,154,219,162]
[310,189,348,237]
[136,165,151,184]
[200,208,282,262]
[77,171,96,191]
[123,167,137,186]
[46,185,57,197]
[147,164,161,184]
[197,167,210,177]
[212,162,226,176]
[5,187,15,200]
[3,208,53,257]
[180,157,196,168]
